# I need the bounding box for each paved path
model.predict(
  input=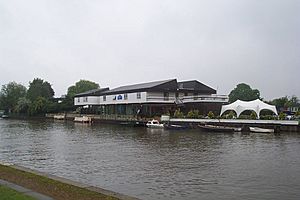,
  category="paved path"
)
[0,179,53,200]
